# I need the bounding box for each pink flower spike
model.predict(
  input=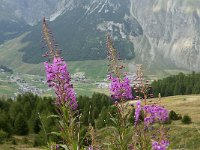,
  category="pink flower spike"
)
[44,56,78,109]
